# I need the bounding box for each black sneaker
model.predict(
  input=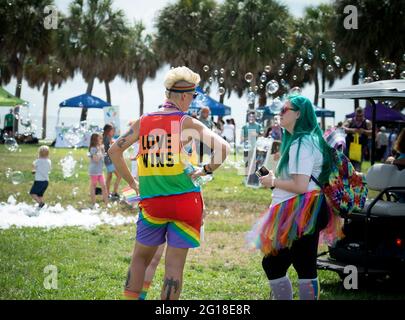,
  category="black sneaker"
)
[39,202,45,209]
